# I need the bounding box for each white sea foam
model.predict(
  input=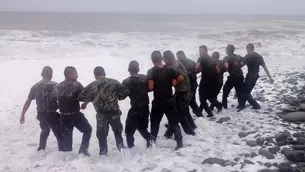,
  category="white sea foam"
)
[0,19,304,172]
